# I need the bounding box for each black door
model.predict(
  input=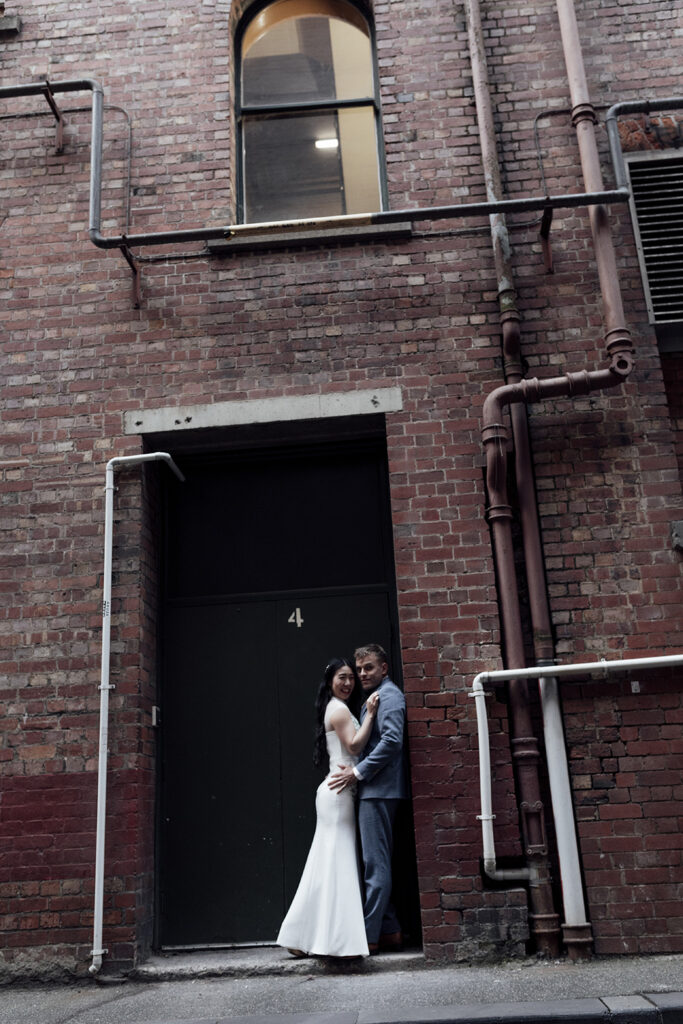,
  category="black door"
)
[158,434,402,947]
